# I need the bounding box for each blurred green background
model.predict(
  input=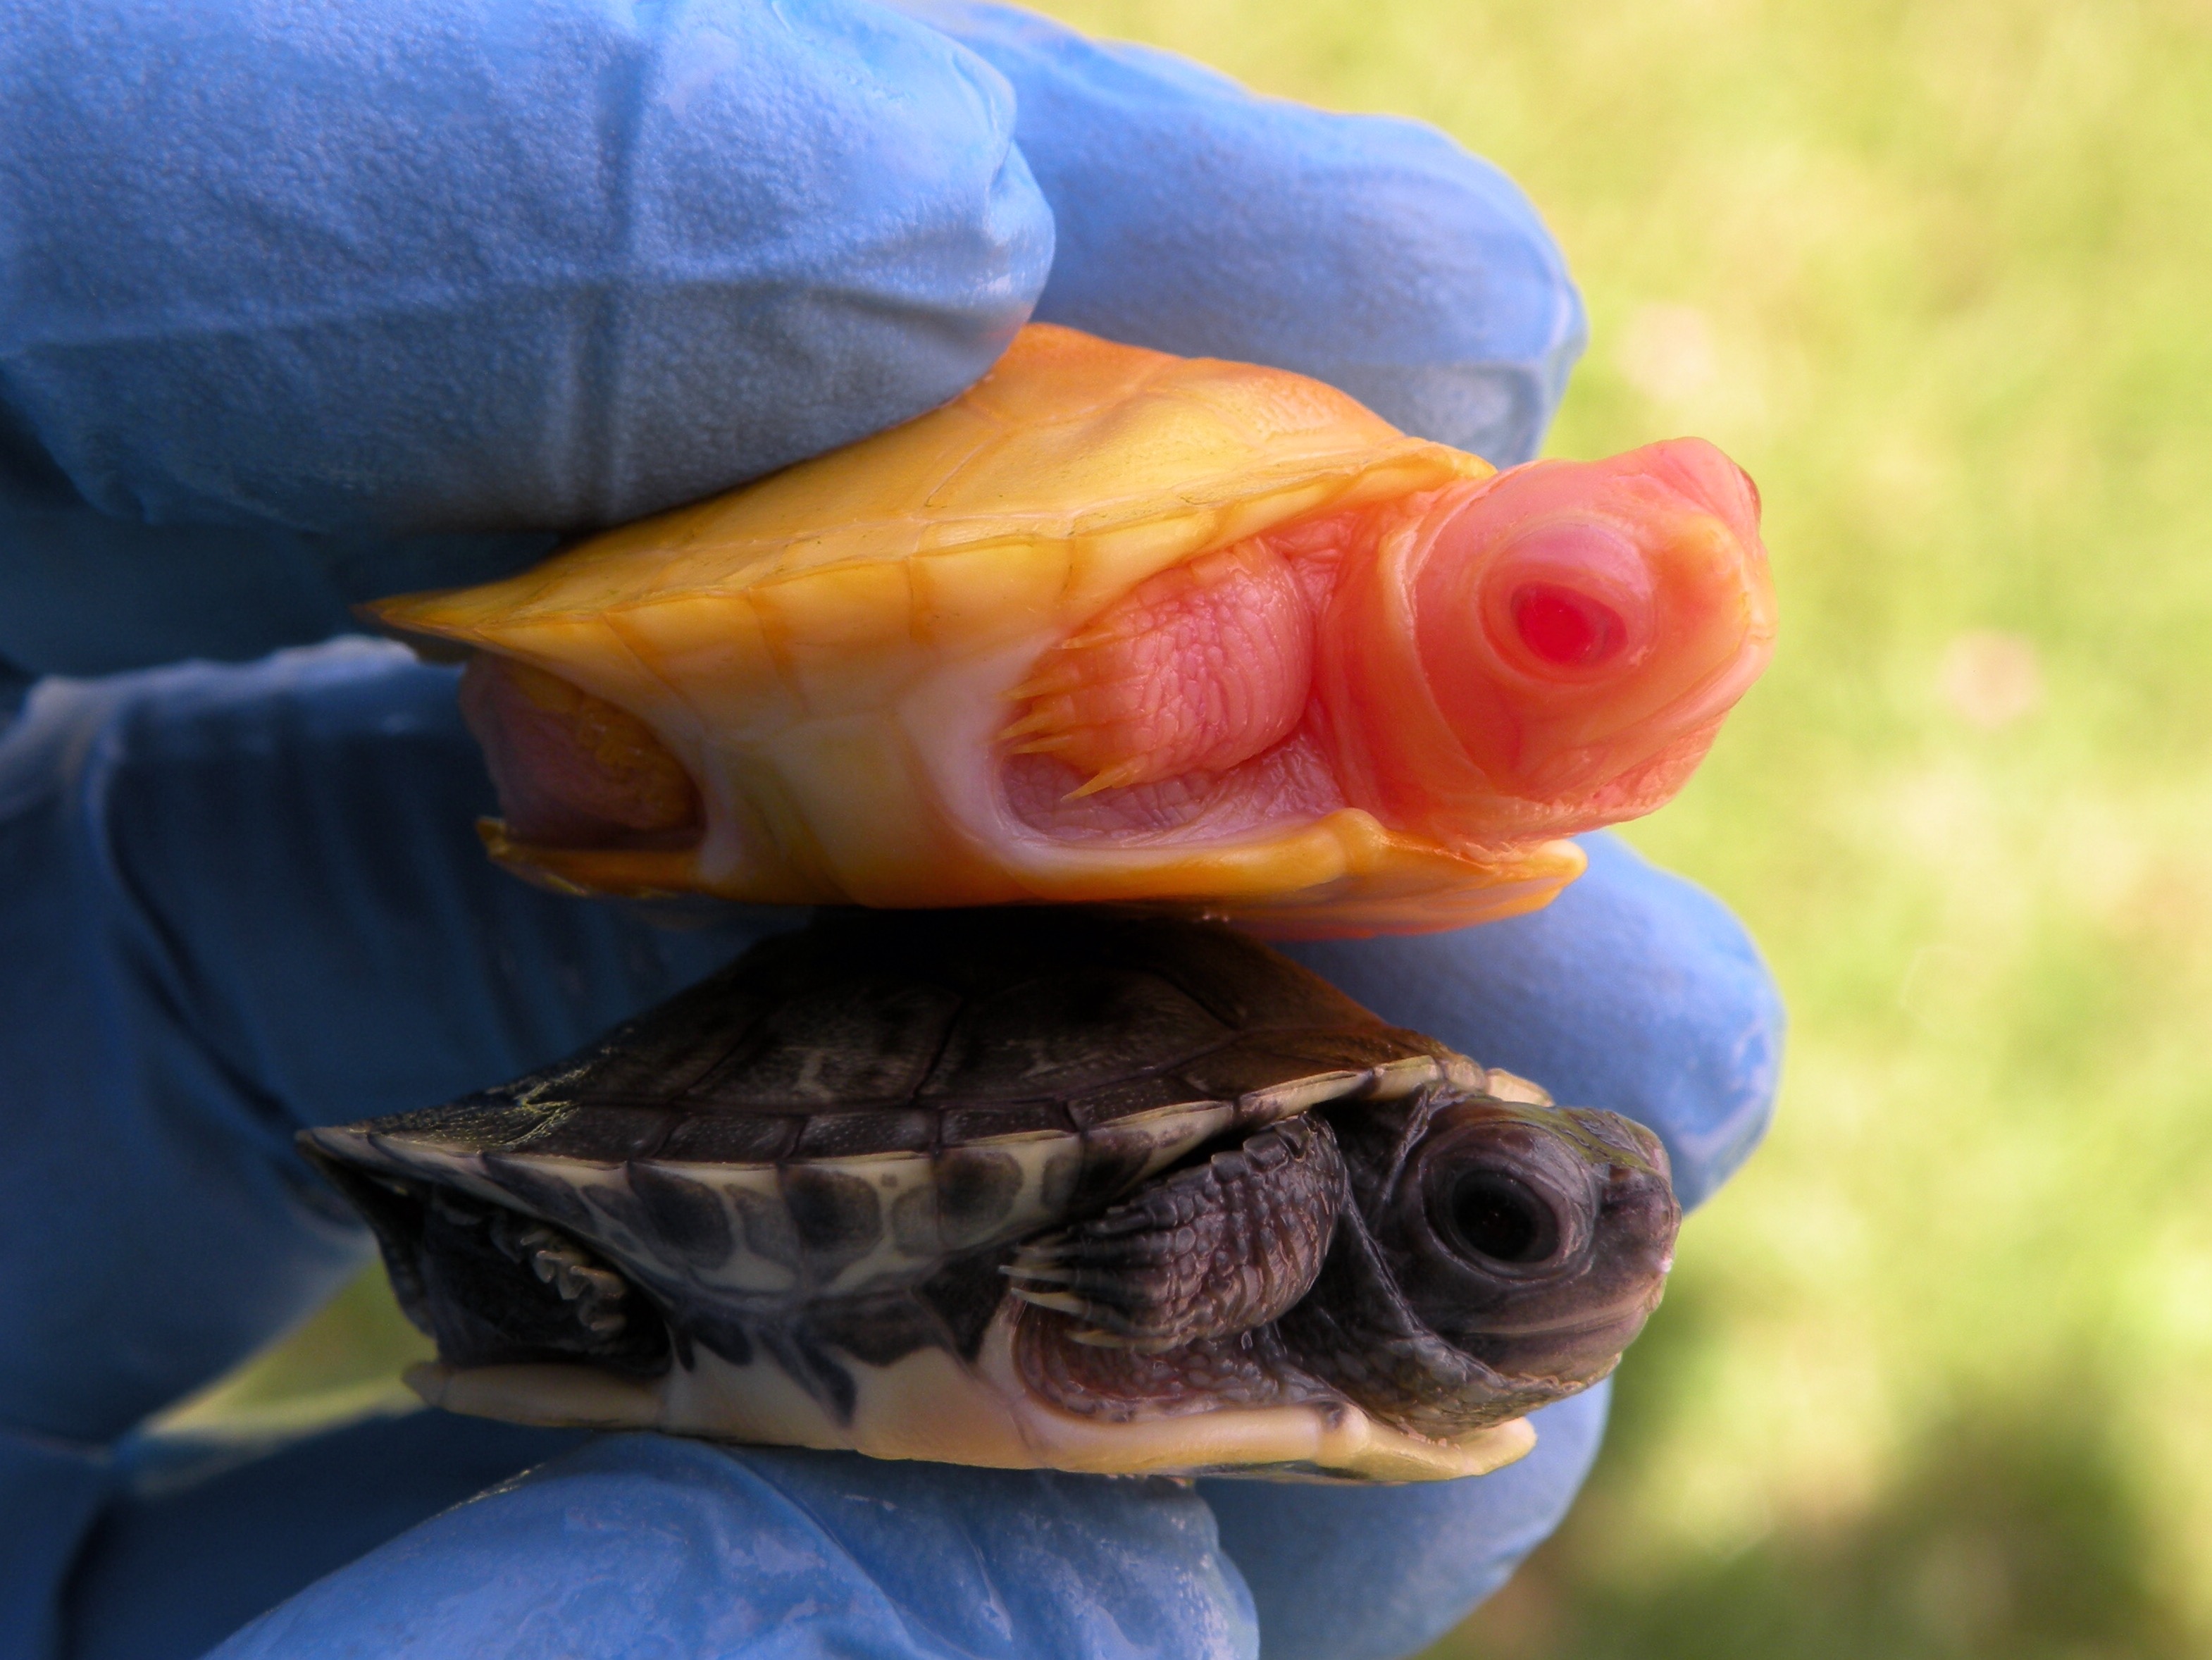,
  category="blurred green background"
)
[179,0,2212,1653]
